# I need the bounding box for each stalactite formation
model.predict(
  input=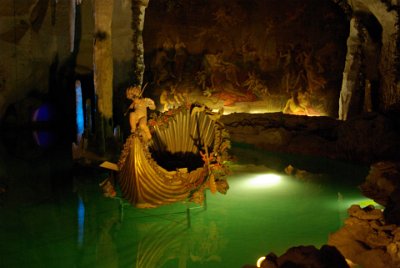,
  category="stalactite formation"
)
[131,0,149,86]
[330,0,353,18]
[92,0,114,153]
